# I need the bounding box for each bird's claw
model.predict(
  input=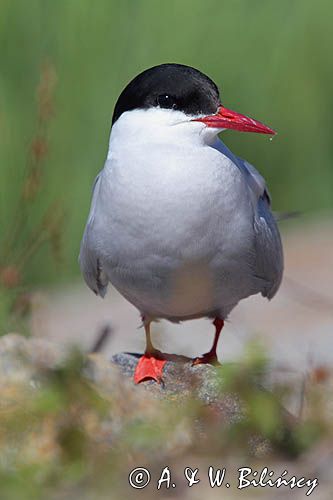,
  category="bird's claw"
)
[192,352,220,366]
